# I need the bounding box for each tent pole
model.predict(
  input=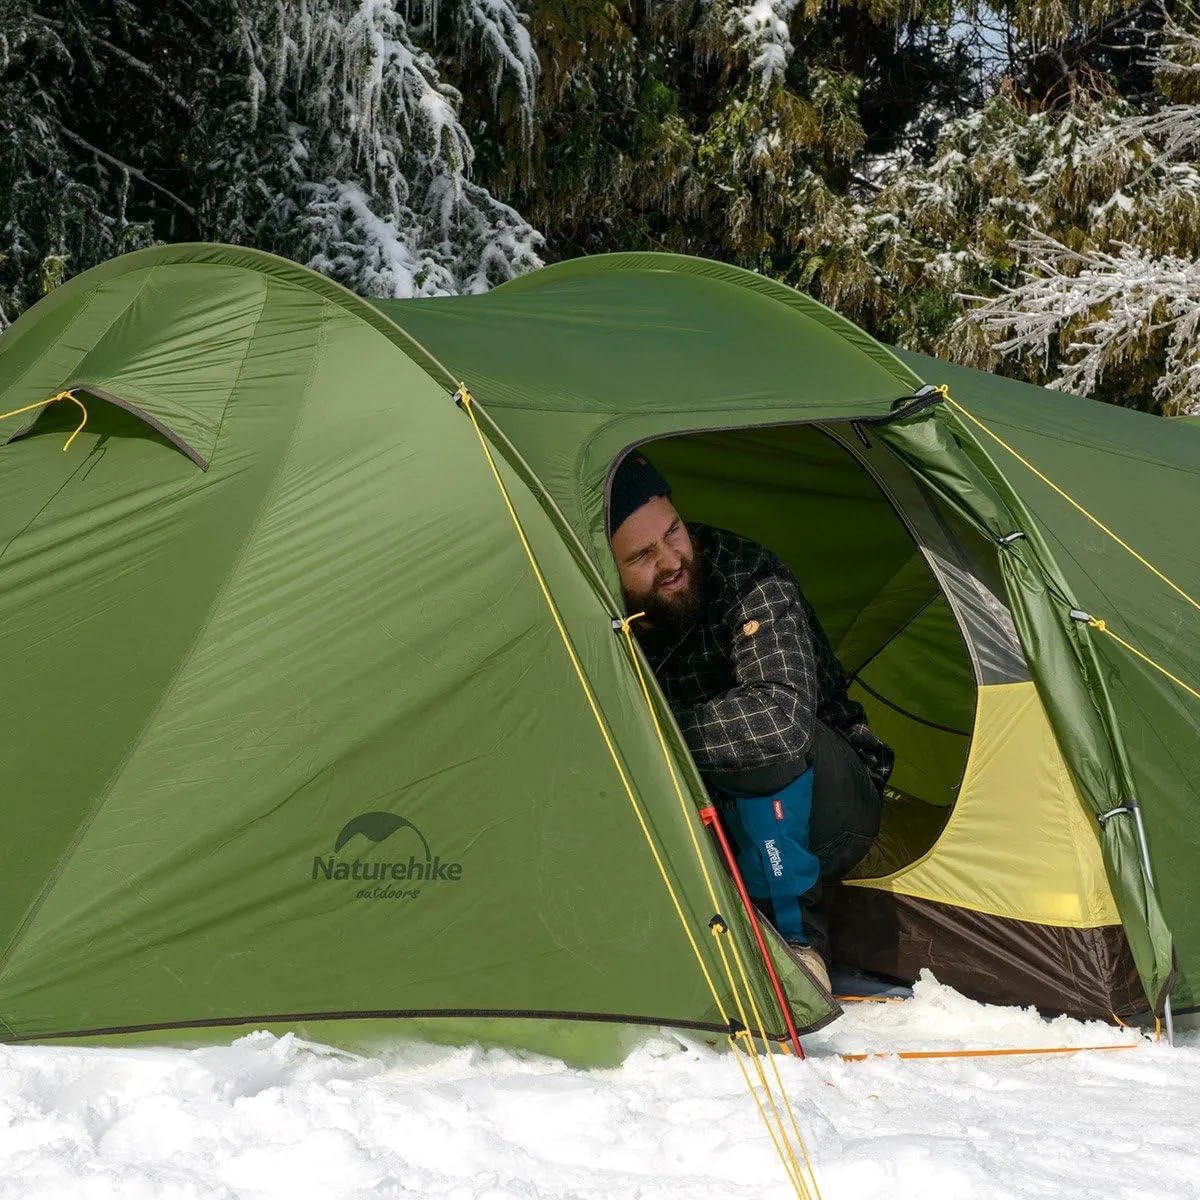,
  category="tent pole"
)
[1131,805,1175,1044]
